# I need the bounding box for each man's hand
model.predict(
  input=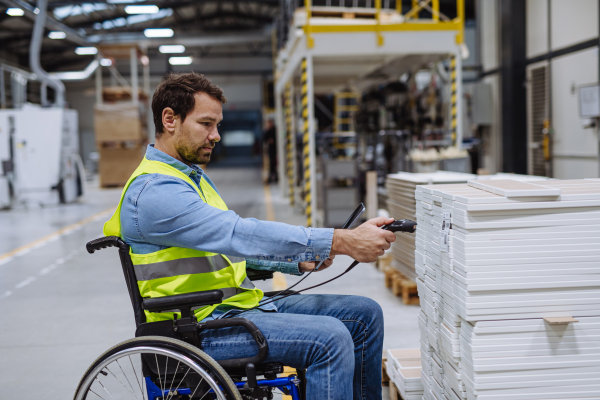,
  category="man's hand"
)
[299,256,335,273]
[330,217,396,263]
